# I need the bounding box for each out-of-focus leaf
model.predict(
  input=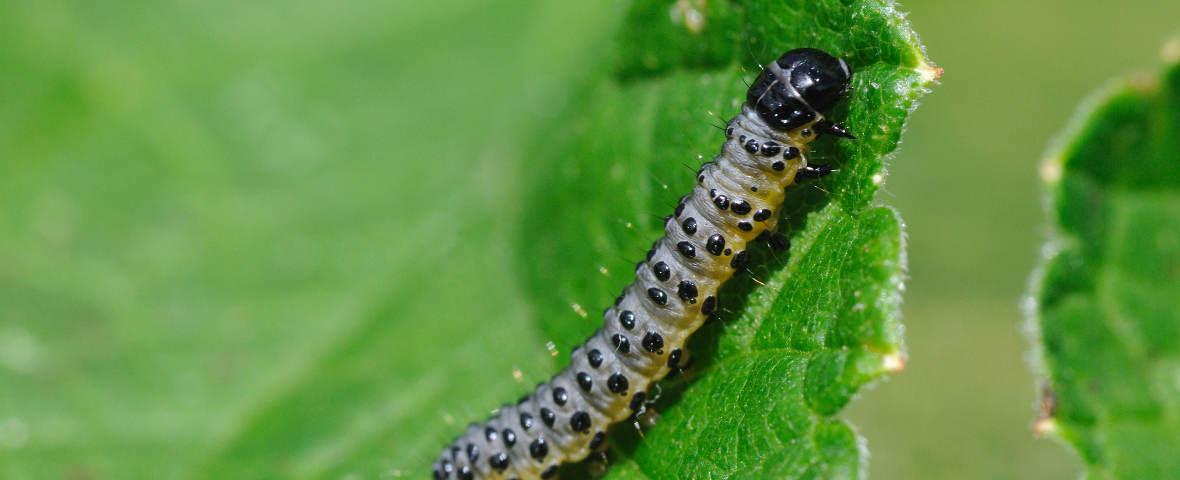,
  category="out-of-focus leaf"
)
[1030,44,1180,479]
